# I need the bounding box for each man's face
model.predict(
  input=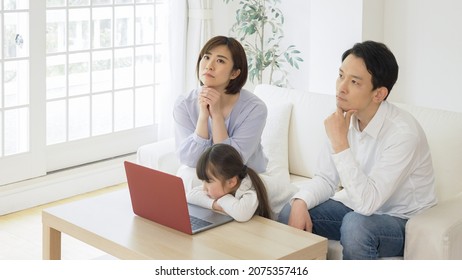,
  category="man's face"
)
[335,54,376,113]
